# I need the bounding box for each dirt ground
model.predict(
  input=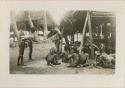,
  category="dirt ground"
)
[10,43,115,74]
